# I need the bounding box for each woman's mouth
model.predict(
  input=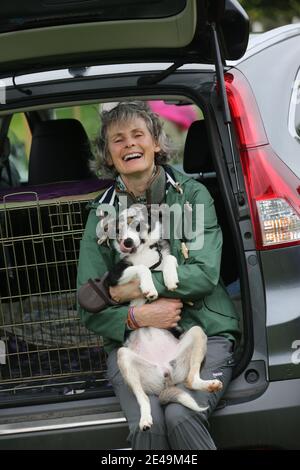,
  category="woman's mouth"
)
[122,152,143,162]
